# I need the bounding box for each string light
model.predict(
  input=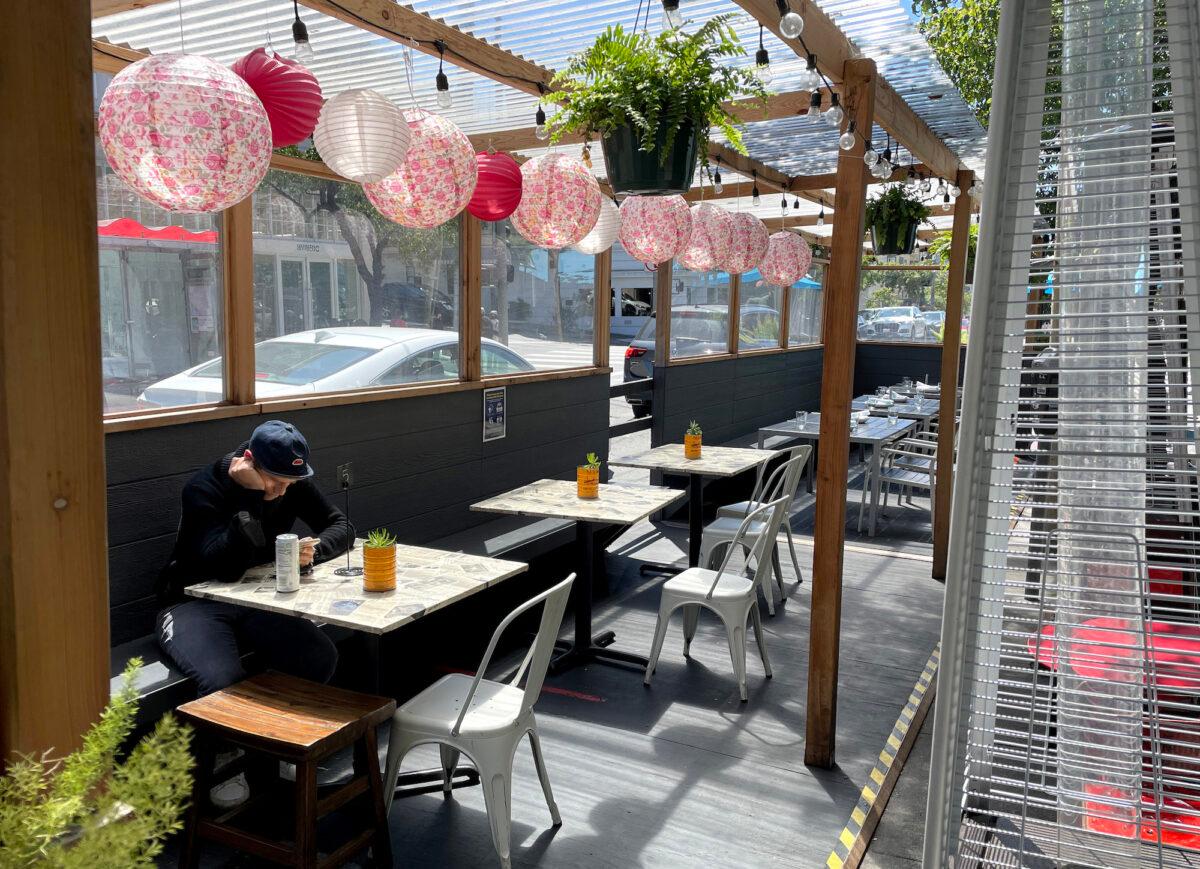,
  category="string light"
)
[800,53,819,90]
[755,26,773,85]
[839,120,856,151]
[863,142,878,167]
[824,92,843,127]
[291,0,314,62]
[661,0,684,30]
[950,182,962,198]
[776,0,805,38]
[920,173,932,194]
[942,191,952,212]
[967,179,982,200]
[817,206,825,227]
[808,89,822,118]
[751,170,761,206]
[793,196,801,211]
[434,40,452,110]
[780,192,789,215]
[712,156,723,194]
[534,84,549,141]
